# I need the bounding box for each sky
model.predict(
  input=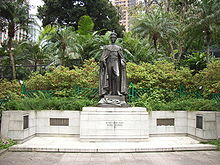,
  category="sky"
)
[29,0,44,15]
[29,0,44,40]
